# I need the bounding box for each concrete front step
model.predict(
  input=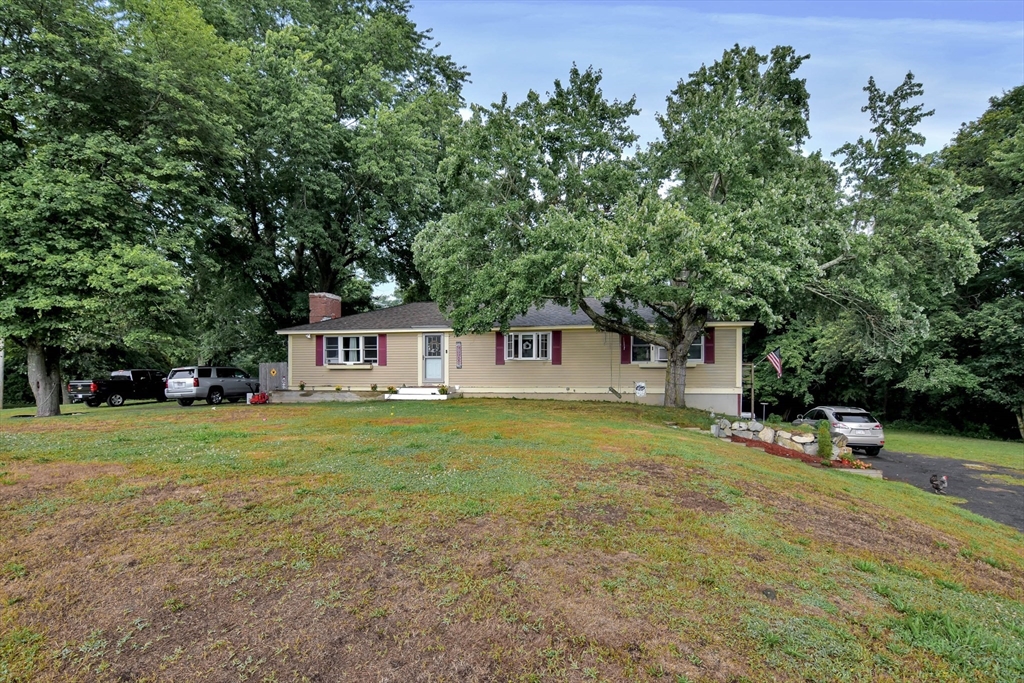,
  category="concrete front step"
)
[382,386,454,401]
[383,393,448,401]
